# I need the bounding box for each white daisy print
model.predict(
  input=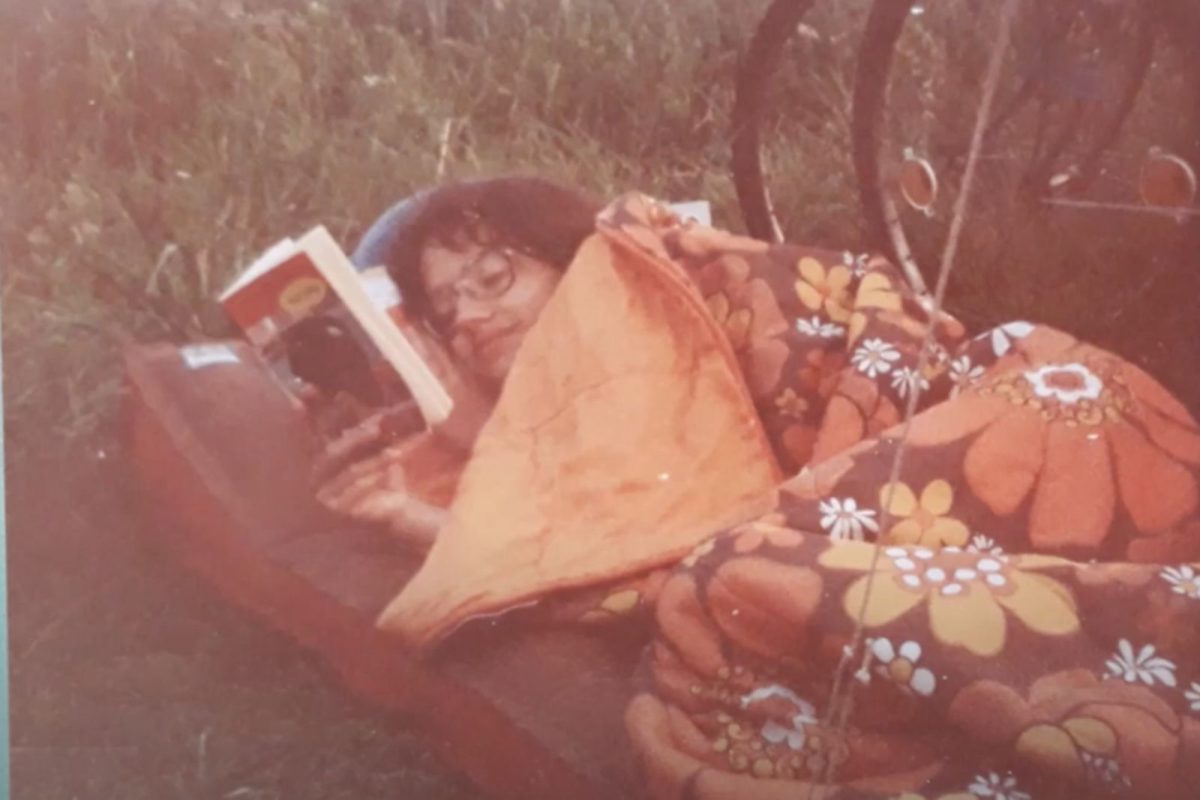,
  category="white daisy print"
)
[890,366,930,399]
[1080,751,1131,789]
[950,355,986,396]
[968,771,1030,800]
[851,338,901,378]
[869,638,937,697]
[1105,640,1177,687]
[818,497,879,541]
[1185,682,1200,712]
[967,534,1004,556]
[1160,565,1200,599]
[795,316,847,339]
[987,321,1034,357]
[842,250,871,276]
